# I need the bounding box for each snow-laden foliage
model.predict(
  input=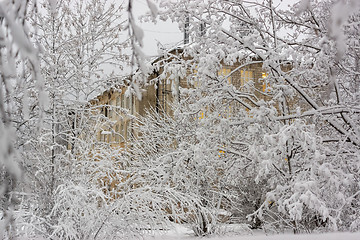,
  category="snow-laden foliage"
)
[127,0,158,99]
[0,0,44,238]
[1,0,360,238]
[2,0,132,239]
[251,120,358,232]
[144,0,360,234]
[127,107,244,236]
